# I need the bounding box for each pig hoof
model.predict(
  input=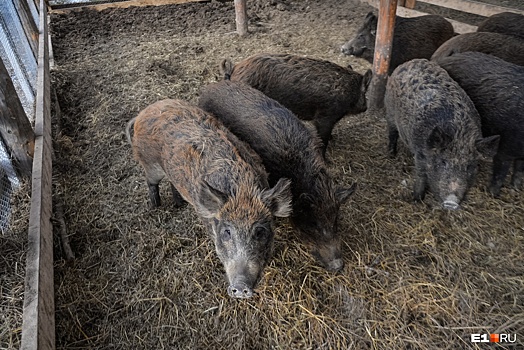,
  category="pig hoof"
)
[227,283,254,299]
